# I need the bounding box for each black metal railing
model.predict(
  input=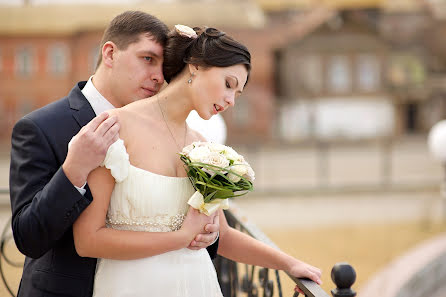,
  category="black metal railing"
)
[215,206,357,297]
[0,188,356,297]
